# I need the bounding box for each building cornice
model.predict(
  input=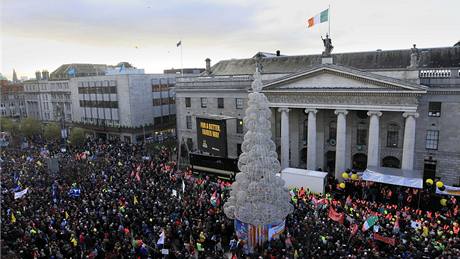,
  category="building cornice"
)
[263,90,425,96]
[426,89,460,95]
